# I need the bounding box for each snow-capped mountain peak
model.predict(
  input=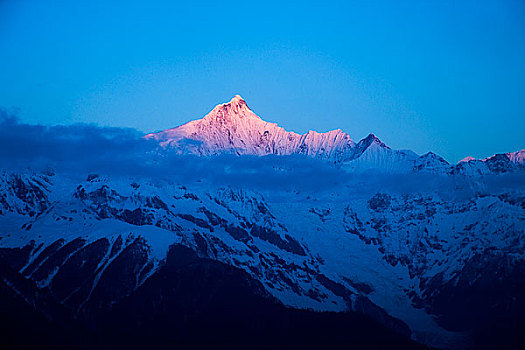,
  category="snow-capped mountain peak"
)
[145,95,360,160]
[459,156,476,163]
[203,94,259,122]
[507,149,525,164]
[145,96,524,175]
[357,133,389,150]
